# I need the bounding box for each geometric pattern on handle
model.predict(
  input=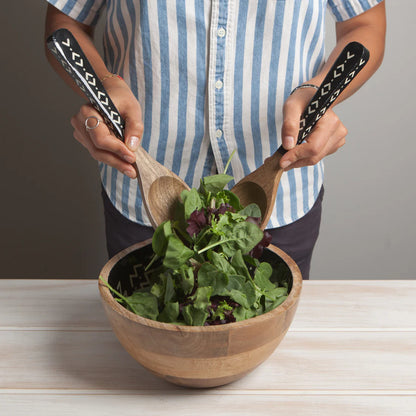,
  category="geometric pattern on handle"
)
[46,28,126,141]
[296,42,370,146]
[49,30,370,159]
